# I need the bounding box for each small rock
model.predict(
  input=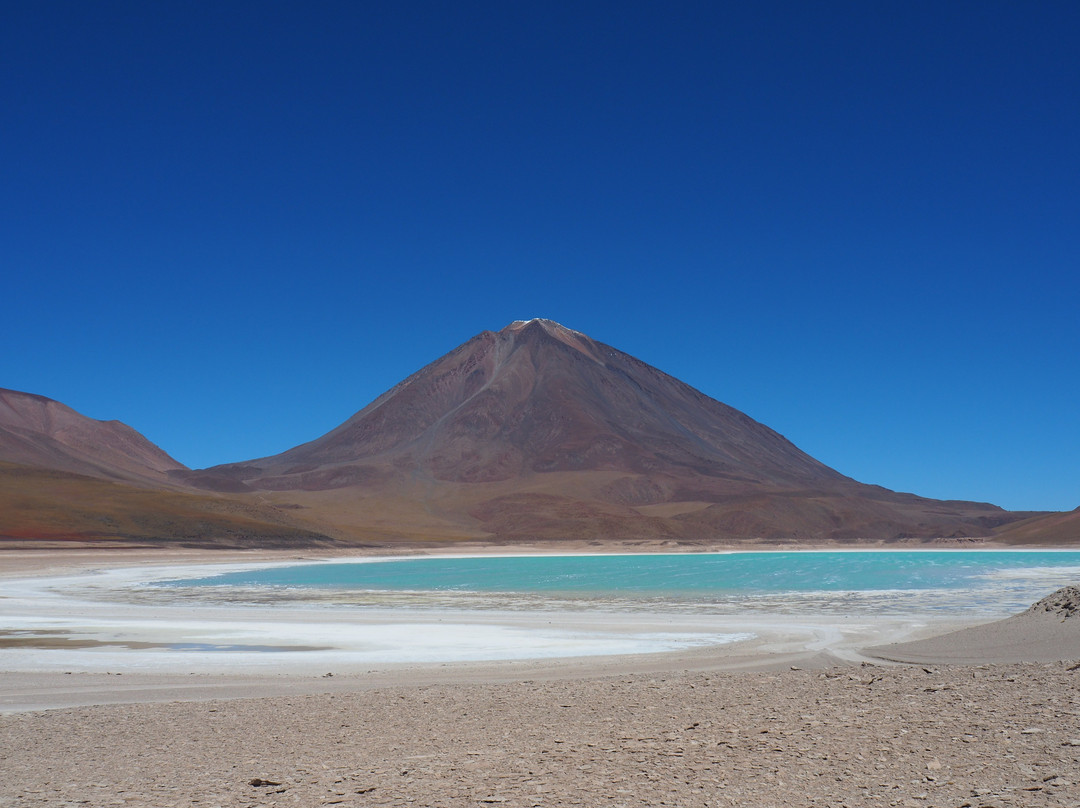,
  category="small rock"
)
[249,778,282,787]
